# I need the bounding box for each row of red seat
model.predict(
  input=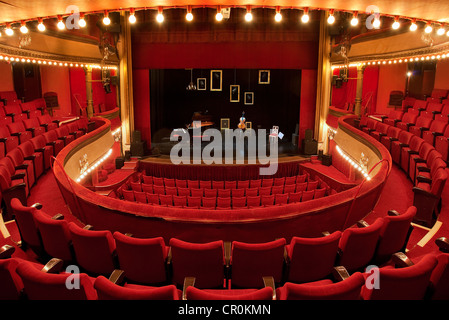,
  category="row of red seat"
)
[360,114,447,226]
[6,200,444,300]
[0,115,89,220]
[0,98,48,124]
